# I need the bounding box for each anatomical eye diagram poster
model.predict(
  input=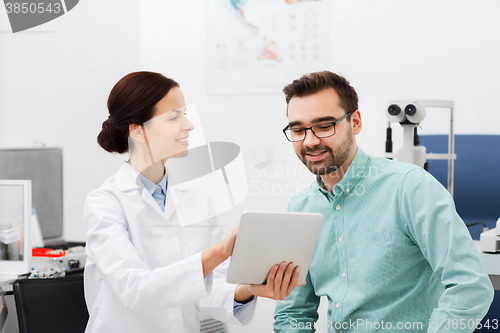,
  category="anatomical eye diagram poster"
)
[207,0,329,94]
